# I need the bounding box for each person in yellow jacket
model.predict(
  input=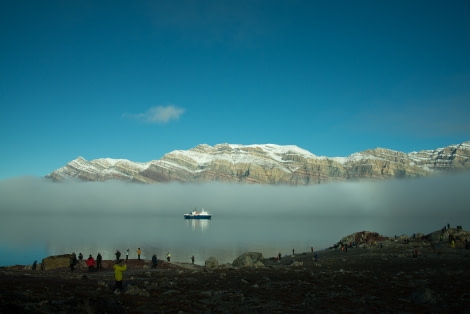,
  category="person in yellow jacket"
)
[113,260,127,292]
